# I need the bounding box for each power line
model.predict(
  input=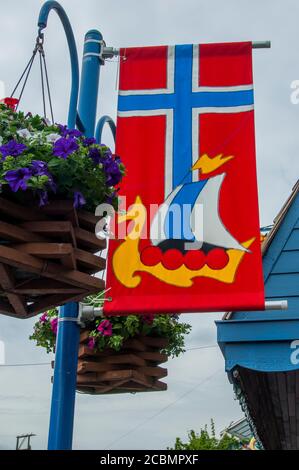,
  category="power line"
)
[104,368,222,450]
[0,345,218,368]
[186,345,217,351]
[0,362,51,368]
